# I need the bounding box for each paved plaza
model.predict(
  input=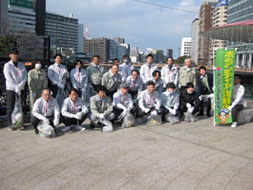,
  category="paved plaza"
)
[0,117,253,190]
